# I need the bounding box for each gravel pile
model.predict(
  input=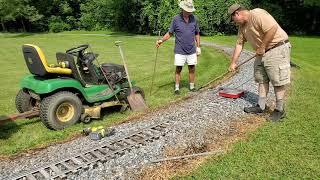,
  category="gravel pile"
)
[0,43,274,180]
